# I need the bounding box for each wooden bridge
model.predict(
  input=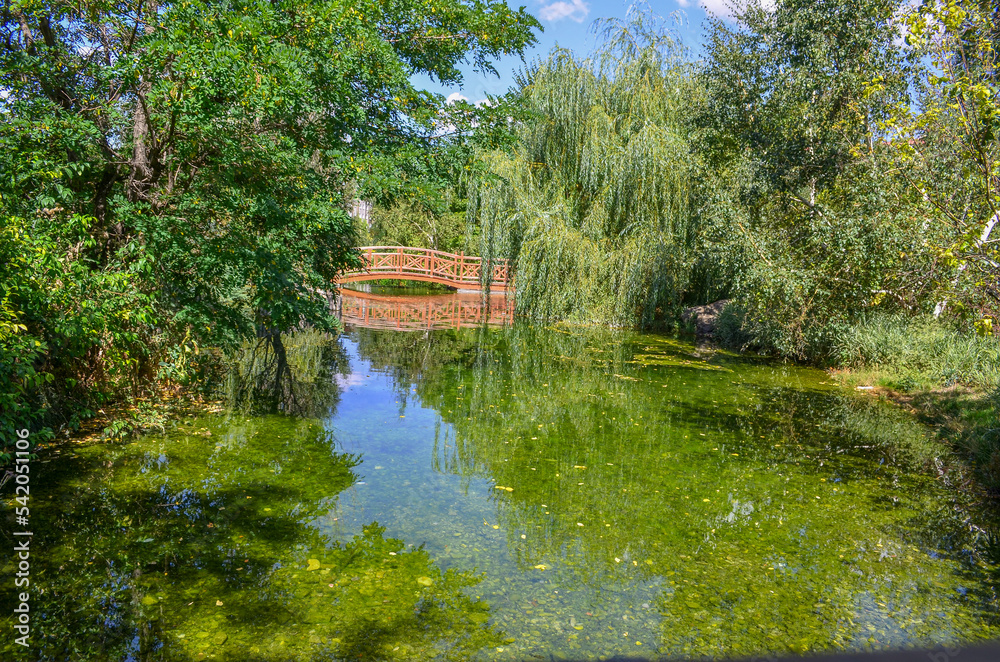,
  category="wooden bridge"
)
[336,246,510,293]
[337,289,514,331]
